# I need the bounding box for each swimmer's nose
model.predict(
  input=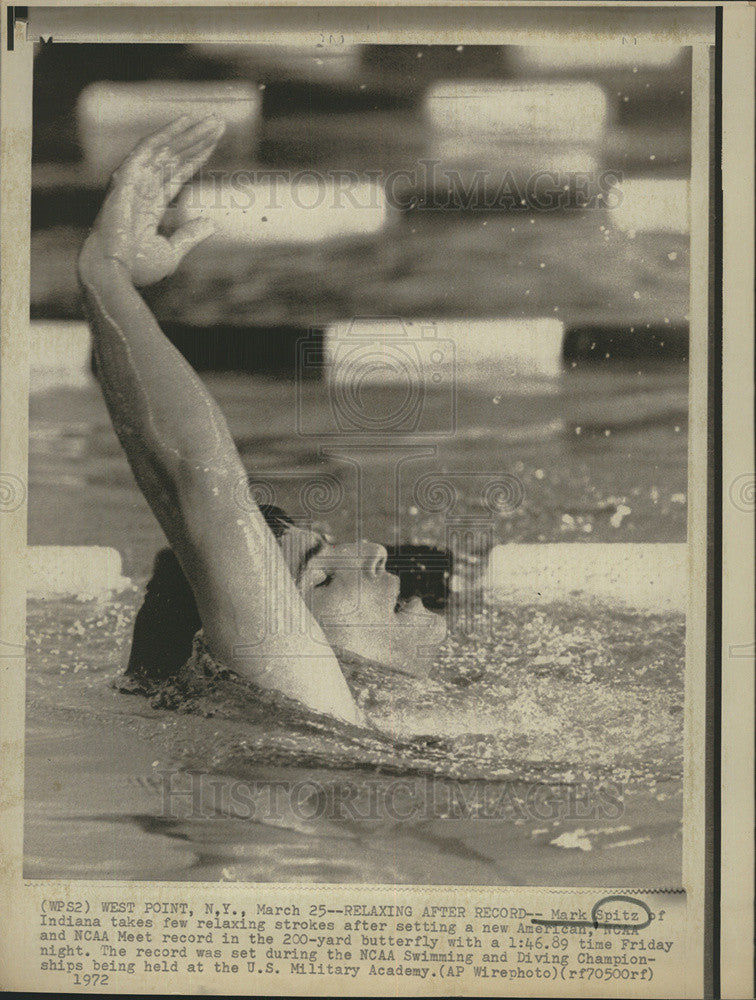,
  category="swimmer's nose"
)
[362,542,388,577]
